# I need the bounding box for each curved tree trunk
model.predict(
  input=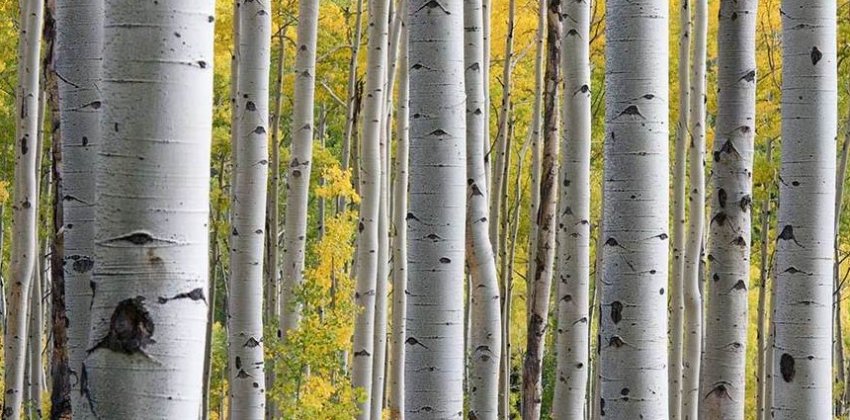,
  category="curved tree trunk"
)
[279,0,320,342]
[600,0,669,418]
[521,0,560,417]
[54,0,102,415]
[84,0,215,417]
[552,0,591,416]
[4,0,44,416]
[388,22,409,418]
[682,0,707,417]
[699,0,757,417]
[464,0,502,414]
[404,0,466,415]
[772,1,837,418]
[668,0,690,417]
[350,0,391,411]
